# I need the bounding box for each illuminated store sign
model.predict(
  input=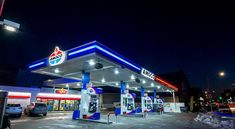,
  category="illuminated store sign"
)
[55,88,68,94]
[49,47,66,66]
[141,68,155,80]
